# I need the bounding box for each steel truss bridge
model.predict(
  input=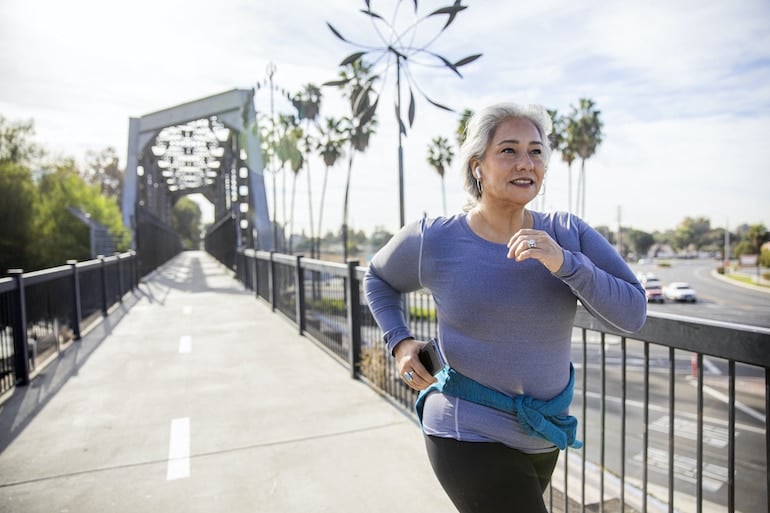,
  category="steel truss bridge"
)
[121,89,274,274]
